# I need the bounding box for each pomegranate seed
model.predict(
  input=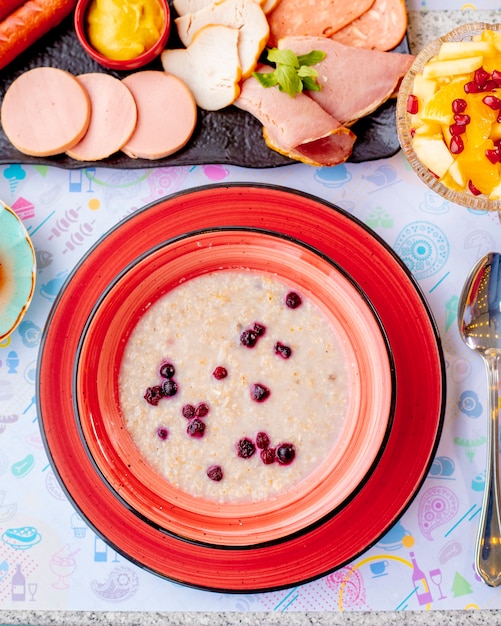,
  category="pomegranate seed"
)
[195,402,209,418]
[486,148,501,164]
[452,98,467,114]
[449,123,466,136]
[250,383,270,402]
[240,329,258,347]
[483,95,501,110]
[274,341,292,359]
[454,113,470,126]
[162,379,178,397]
[494,138,501,149]
[260,448,276,465]
[410,127,416,138]
[285,291,302,309]
[406,94,419,114]
[484,79,499,92]
[144,385,163,406]
[276,443,296,465]
[182,404,196,419]
[468,180,482,196]
[212,366,228,380]
[474,67,490,87]
[498,114,501,123]
[450,135,464,155]
[464,81,482,94]
[492,69,501,86]
[187,417,206,438]
[157,427,169,440]
[237,437,256,458]
[256,431,270,449]
[207,465,223,481]
[159,362,175,379]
